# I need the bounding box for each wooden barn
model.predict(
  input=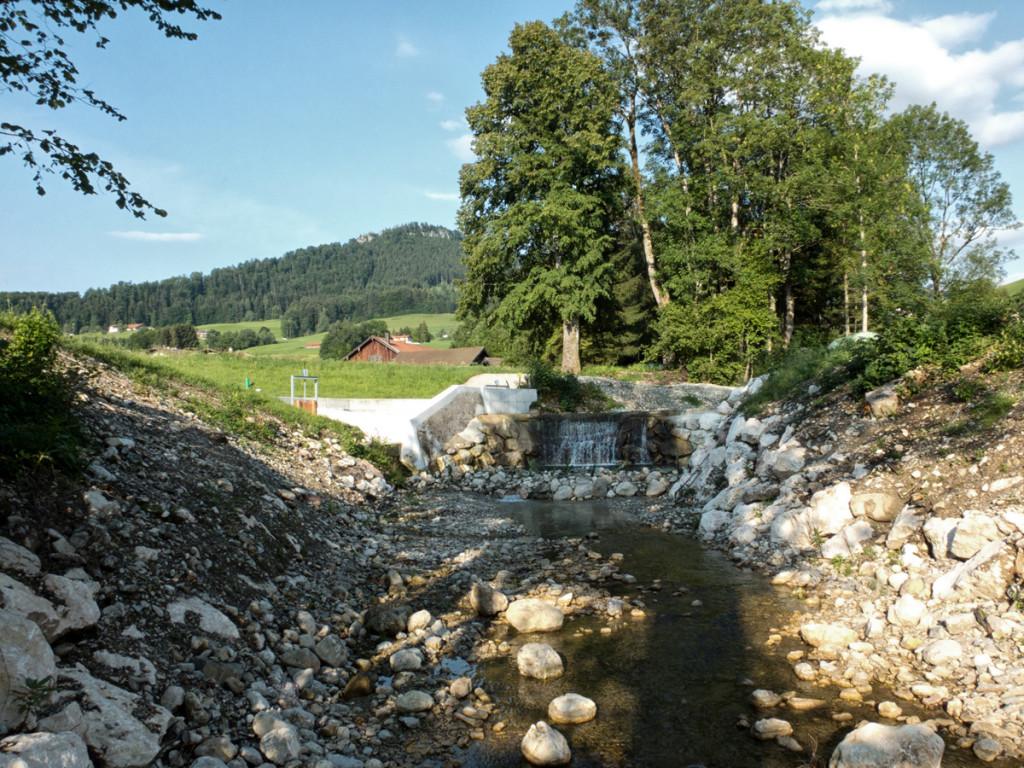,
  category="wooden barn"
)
[344,334,489,366]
